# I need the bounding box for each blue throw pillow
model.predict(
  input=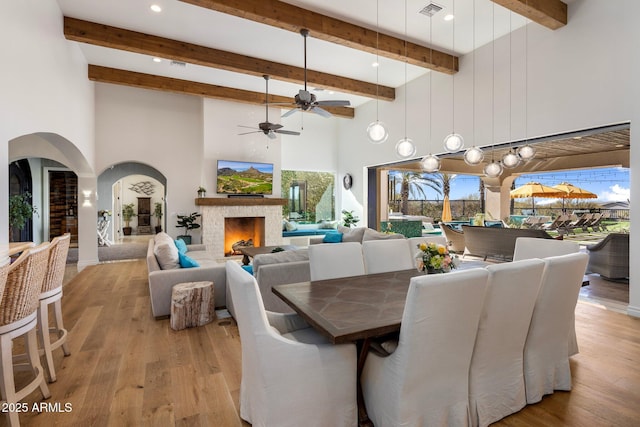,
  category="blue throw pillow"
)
[323,232,343,243]
[178,251,199,268]
[174,238,188,254]
[241,265,254,275]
